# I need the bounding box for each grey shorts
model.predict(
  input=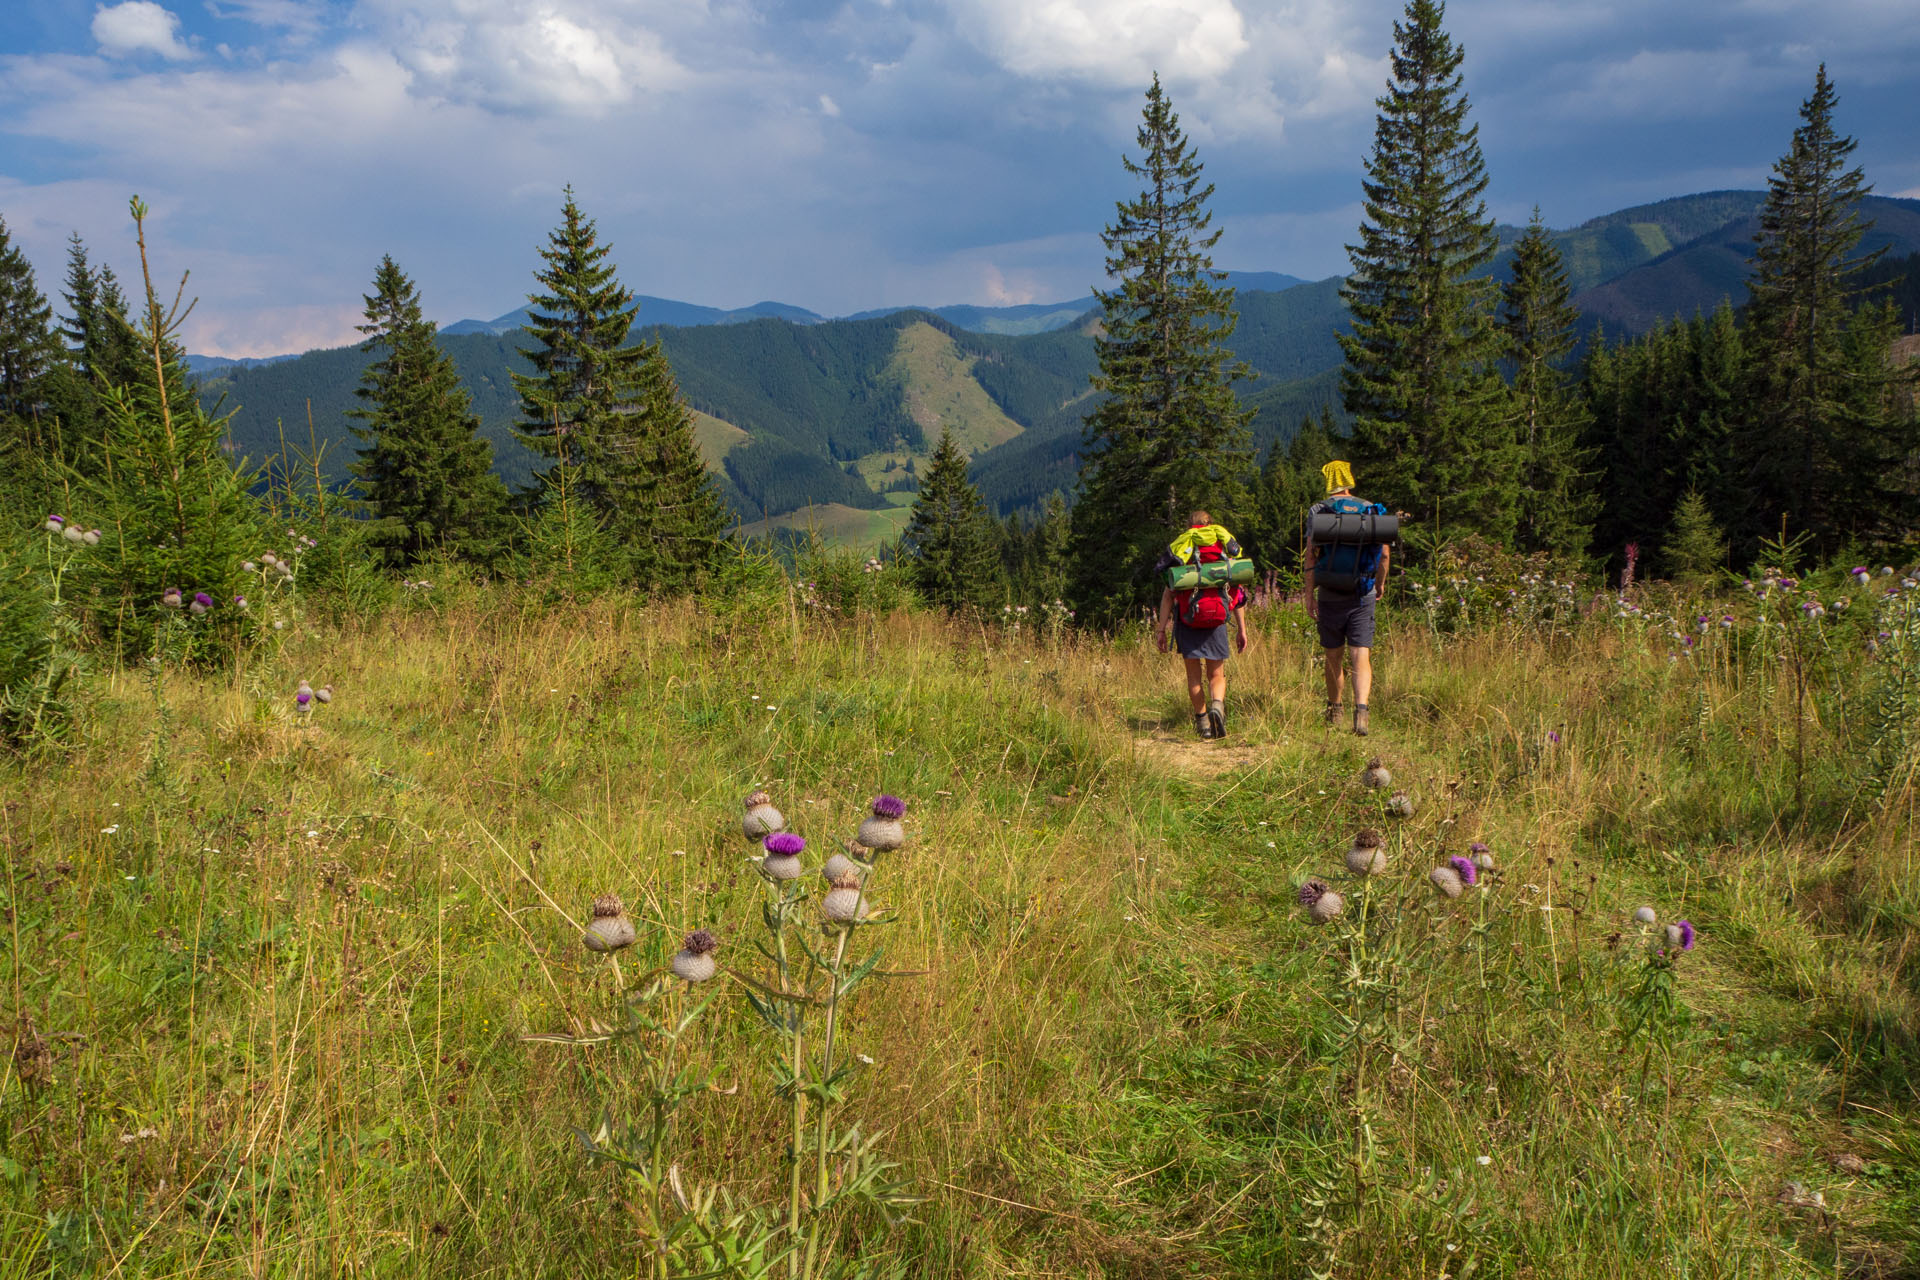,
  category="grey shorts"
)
[1317,591,1376,650]
[1173,621,1231,660]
